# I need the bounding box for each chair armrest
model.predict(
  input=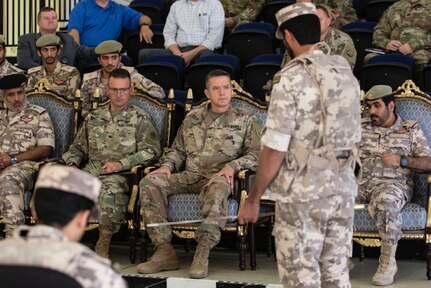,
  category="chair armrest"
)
[426,175,431,234]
